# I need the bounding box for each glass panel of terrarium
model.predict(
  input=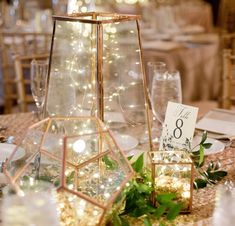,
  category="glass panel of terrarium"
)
[102,20,148,147]
[74,157,127,206]
[46,19,98,117]
[5,129,44,181]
